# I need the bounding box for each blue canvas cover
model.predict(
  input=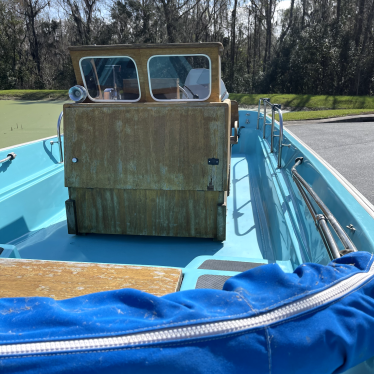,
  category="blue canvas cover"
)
[0,252,373,373]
